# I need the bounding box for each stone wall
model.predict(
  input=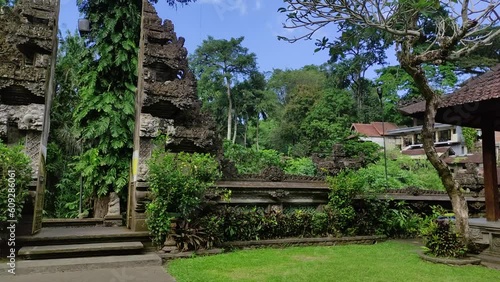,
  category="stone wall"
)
[0,0,59,234]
